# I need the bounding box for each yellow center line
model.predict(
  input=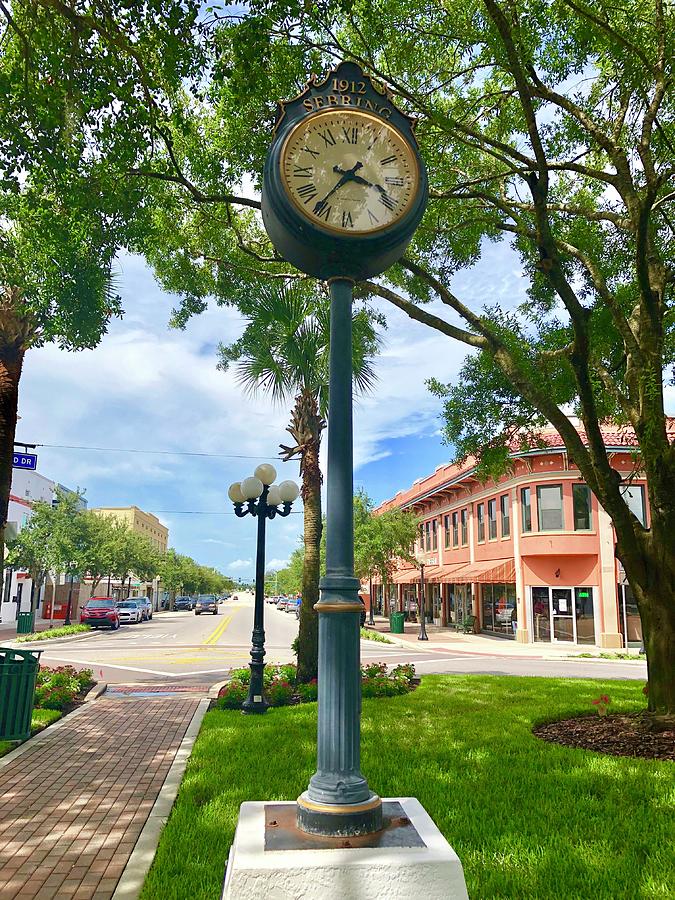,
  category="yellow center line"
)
[203,615,233,645]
